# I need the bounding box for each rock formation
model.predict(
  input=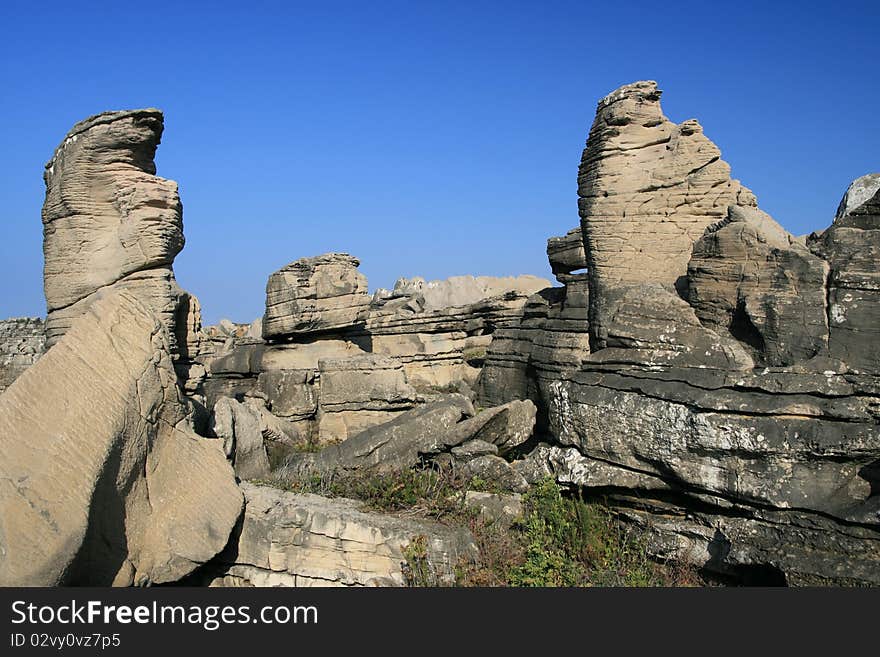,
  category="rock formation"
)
[809,176,880,372]
[263,253,370,340]
[5,92,877,588]
[281,396,535,492]
[0,292,242,586]
[478,80,880,585]
[41,109,194,357]
[0,317,45,392]
[202,483,477,587]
